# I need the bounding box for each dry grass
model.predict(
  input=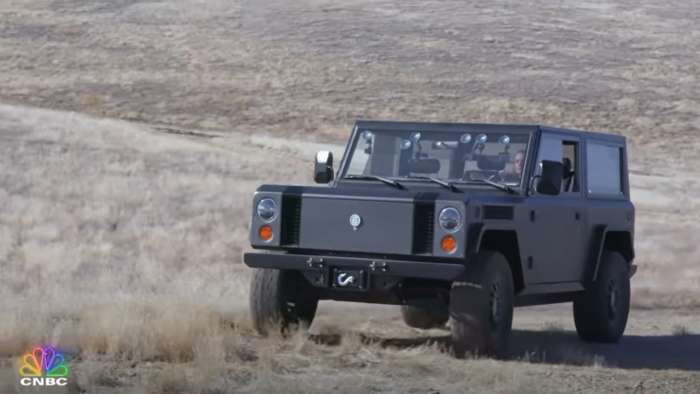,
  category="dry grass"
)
[672,325,692,337]
[542,322,566,333]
